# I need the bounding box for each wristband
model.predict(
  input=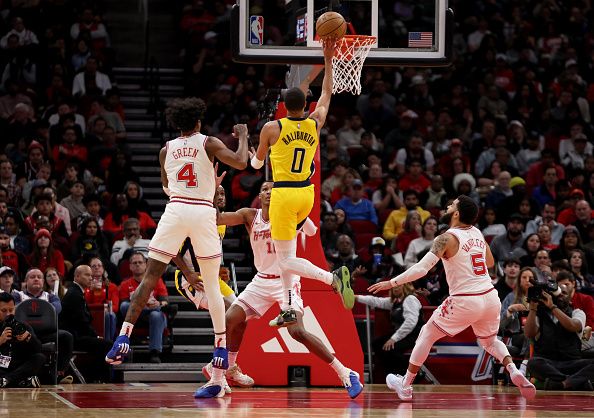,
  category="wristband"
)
[250,155,264,169]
